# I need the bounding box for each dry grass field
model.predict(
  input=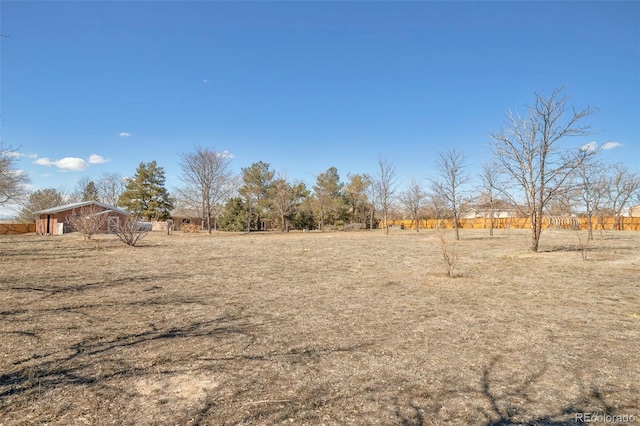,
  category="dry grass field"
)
[1,229,639,425]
